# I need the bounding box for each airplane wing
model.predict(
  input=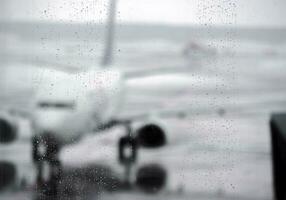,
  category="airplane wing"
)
[122,64,192,79]
[114,66,286,123]
[2,52,192,78]
[0,89,34,119]
[1,53,83,73]
[114,97,286,124]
